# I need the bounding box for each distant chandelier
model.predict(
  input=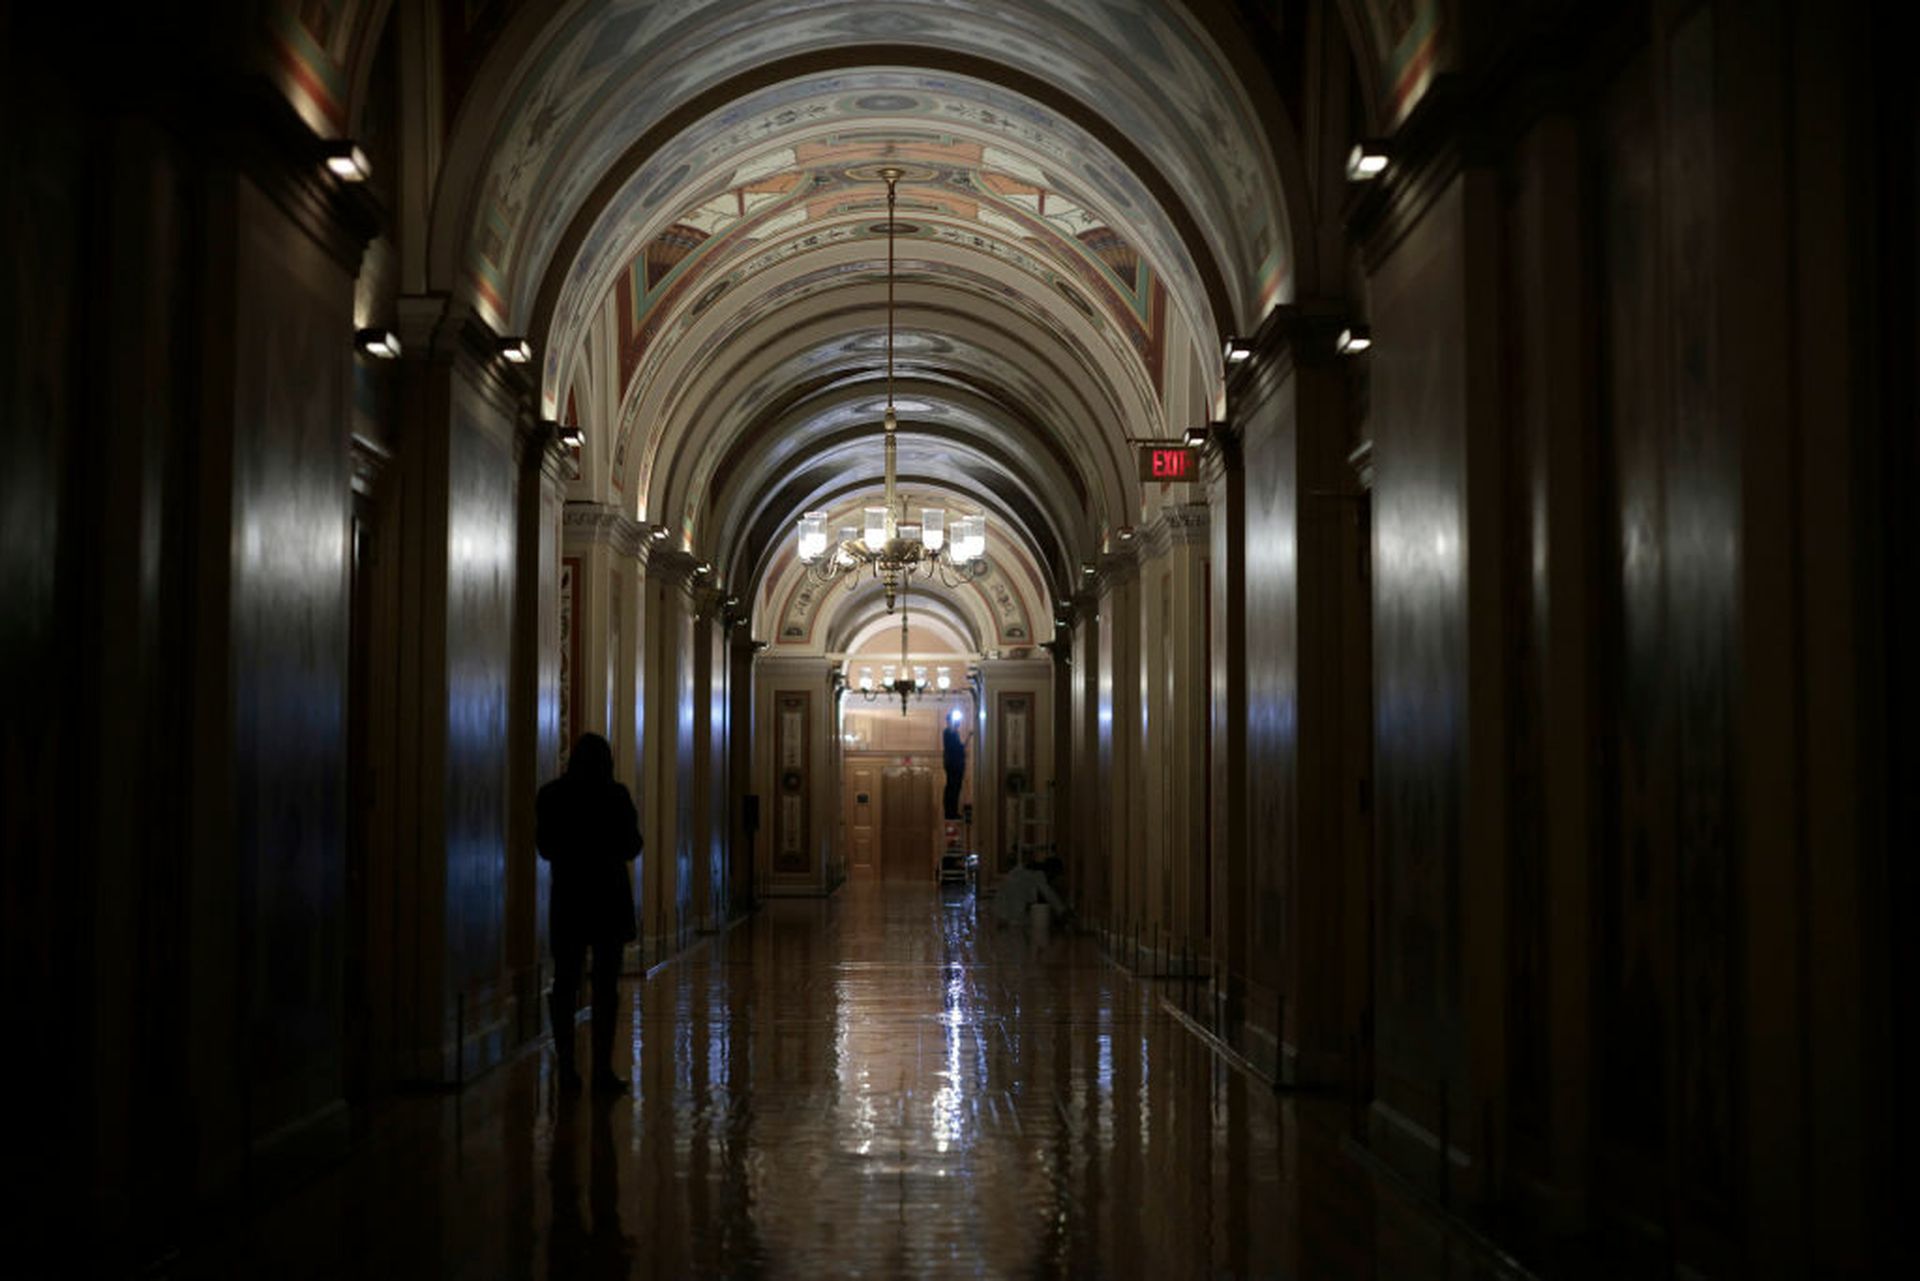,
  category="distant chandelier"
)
[851,583,953,715]
[794,166,987,612]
